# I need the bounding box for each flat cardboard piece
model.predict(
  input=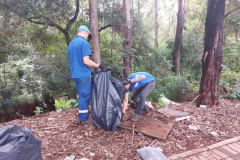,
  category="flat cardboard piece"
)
[119,117,174,139]
[158,107,189,118]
